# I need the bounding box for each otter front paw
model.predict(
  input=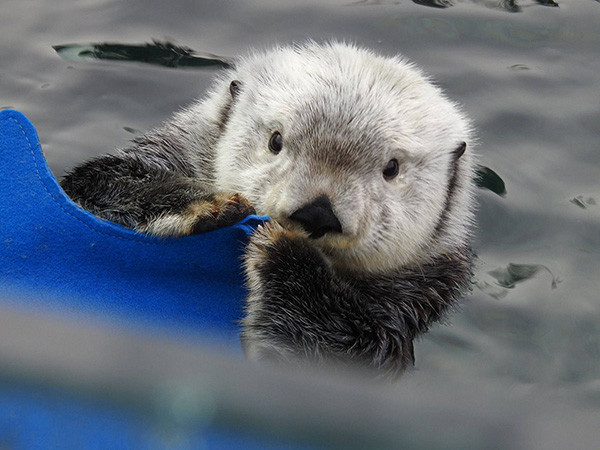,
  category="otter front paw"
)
[138,193,255,237]
[242,222,331,363]
[188,193,255,235]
